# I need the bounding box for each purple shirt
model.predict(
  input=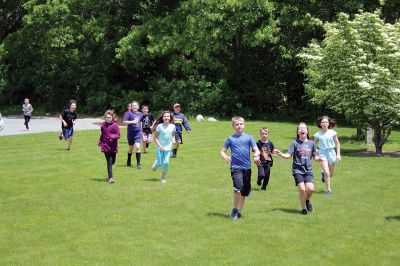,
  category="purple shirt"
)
[124,111,143,140]
[98,122,120,153]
